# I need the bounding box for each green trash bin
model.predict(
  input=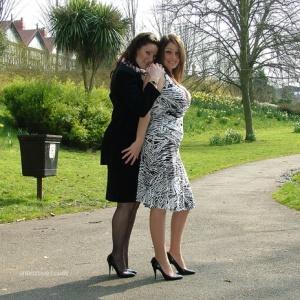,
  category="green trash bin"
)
[18,134,62,199]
